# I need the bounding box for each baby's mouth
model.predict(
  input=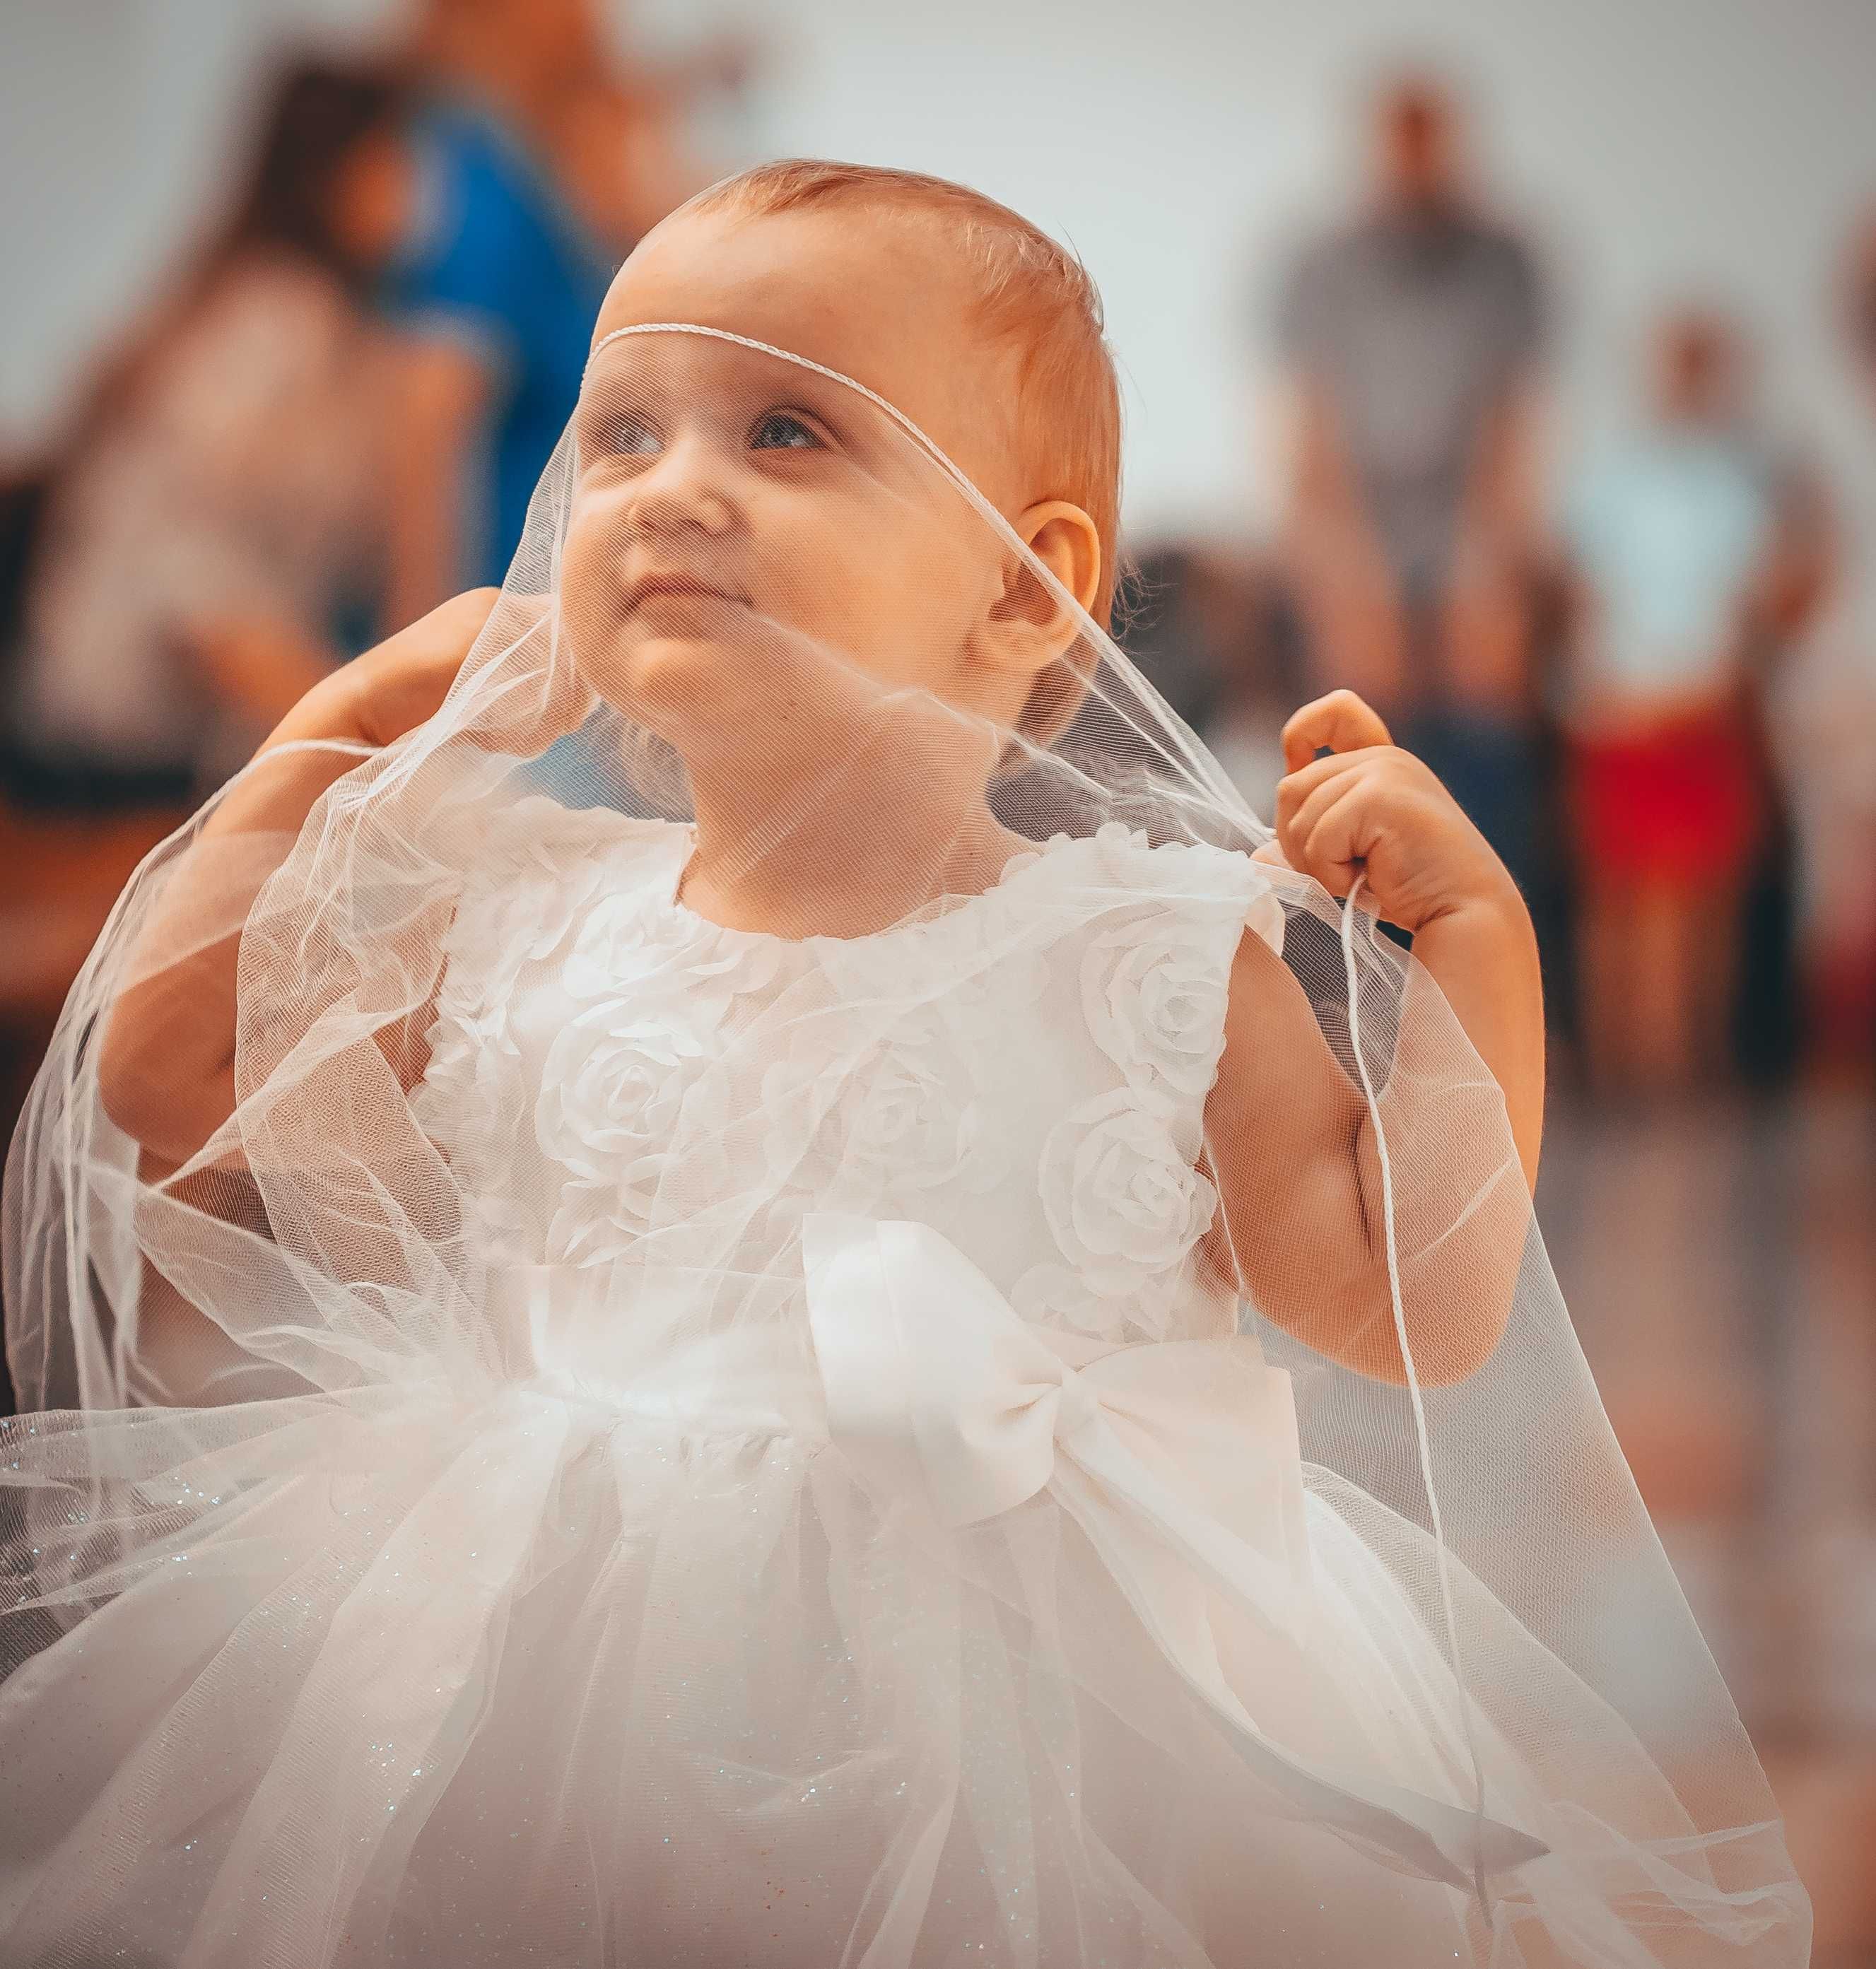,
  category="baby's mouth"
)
[623,573,749,614]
